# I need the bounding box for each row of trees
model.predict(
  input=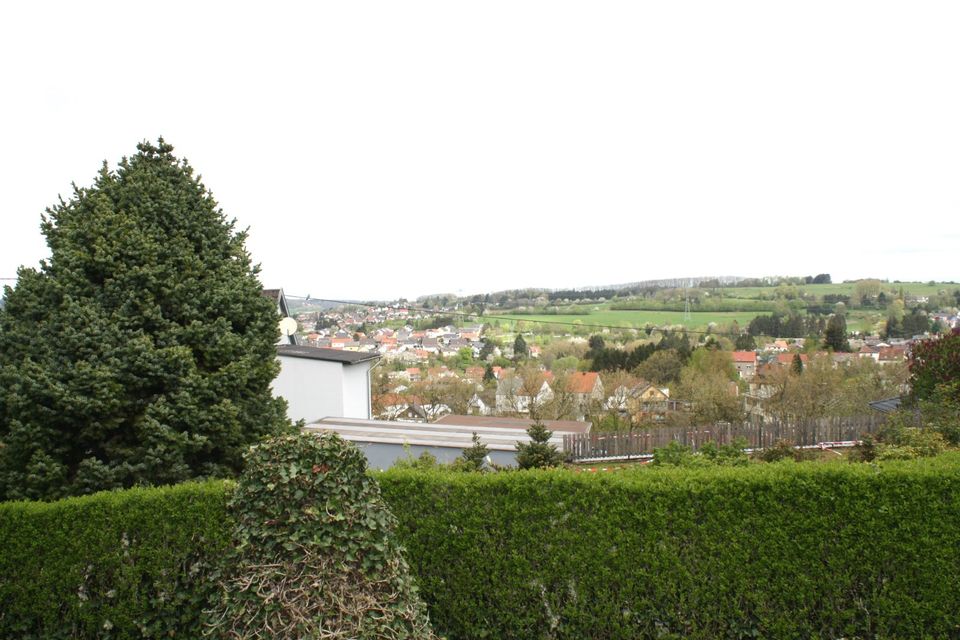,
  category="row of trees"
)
[587,332,692,373]
[747,312,826,339]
